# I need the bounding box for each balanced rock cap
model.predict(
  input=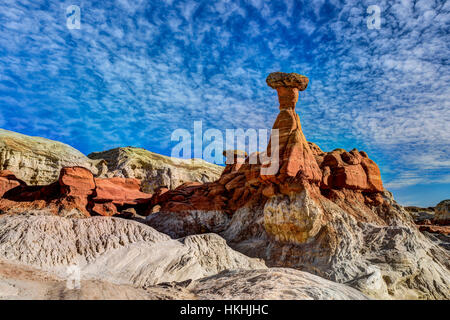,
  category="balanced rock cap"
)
[266,72,309,91]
